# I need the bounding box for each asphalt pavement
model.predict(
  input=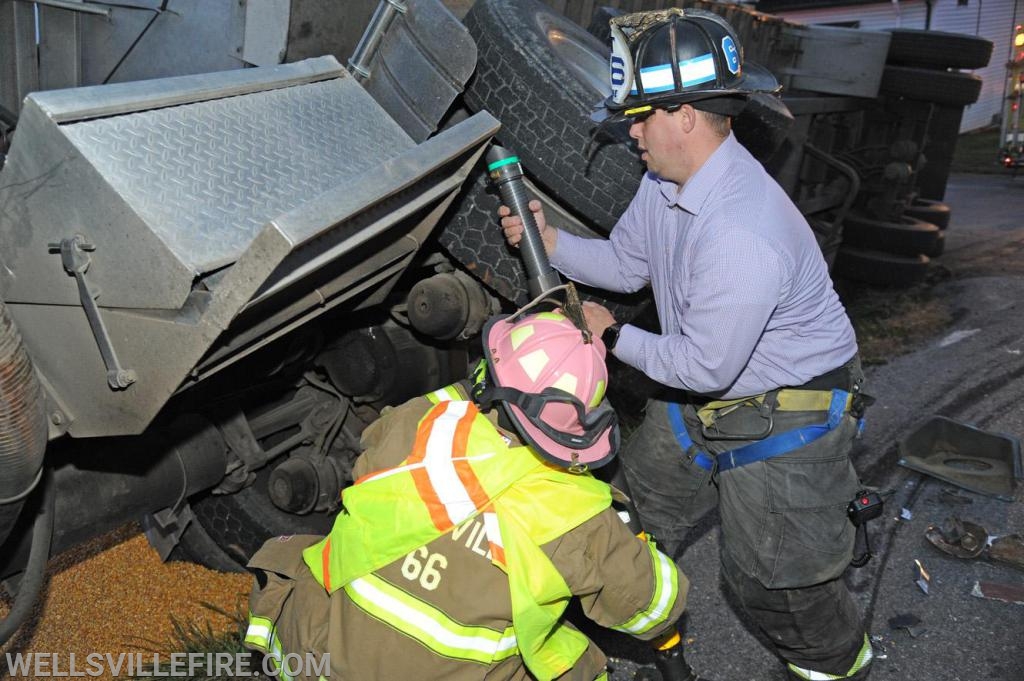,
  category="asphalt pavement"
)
[593,172,1024,681]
